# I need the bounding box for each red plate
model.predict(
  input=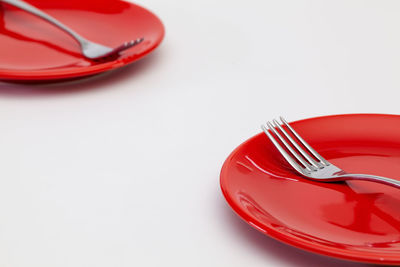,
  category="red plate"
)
[0,0,164,81]
[221,114,400,265]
